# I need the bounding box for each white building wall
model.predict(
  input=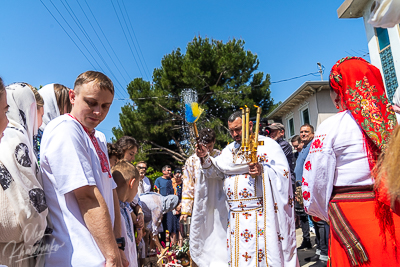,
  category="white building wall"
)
[388,26,400,96]
[362,1,400,102]
[281,92,332,140]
